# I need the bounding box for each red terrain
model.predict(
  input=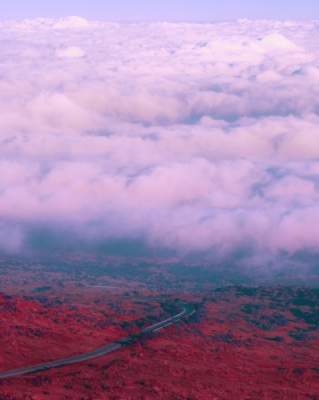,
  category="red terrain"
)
[0,281,319,400]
